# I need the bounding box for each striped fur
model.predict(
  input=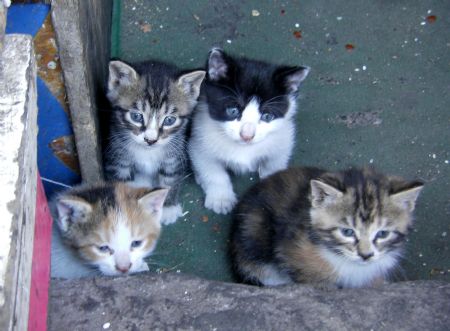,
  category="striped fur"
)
[51,182,168,278]
[104,60,205,224]
[231,167,423,288]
